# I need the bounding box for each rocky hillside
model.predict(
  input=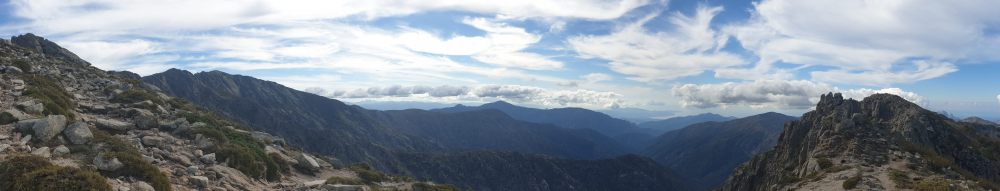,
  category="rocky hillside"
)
[721,93,1000,191]
[643,112,796,190]
[0,34,454,191]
